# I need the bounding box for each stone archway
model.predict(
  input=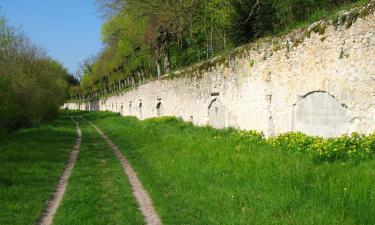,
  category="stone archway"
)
[293,91,347,137]
[208,98,227,129]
